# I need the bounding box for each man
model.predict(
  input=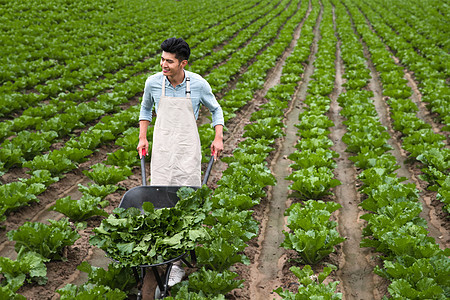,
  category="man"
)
[138,37,224,186]
[137,38,224,290]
